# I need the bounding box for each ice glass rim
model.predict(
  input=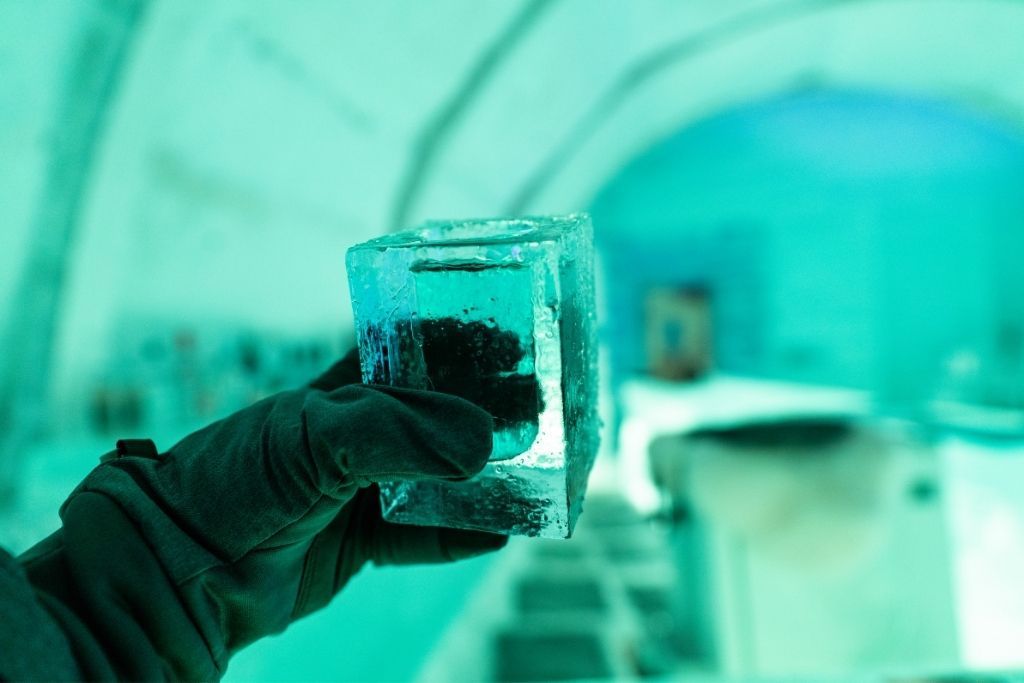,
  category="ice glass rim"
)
[349,213,589,251]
